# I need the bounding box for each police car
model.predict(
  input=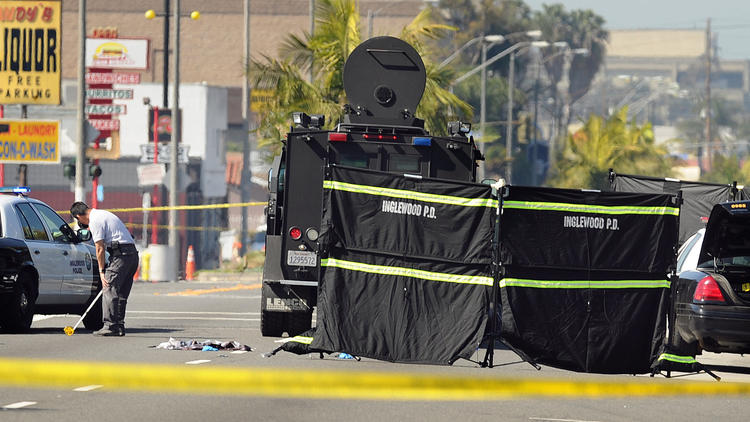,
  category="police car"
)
[0,187,102,333]
[672,201,750,354]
